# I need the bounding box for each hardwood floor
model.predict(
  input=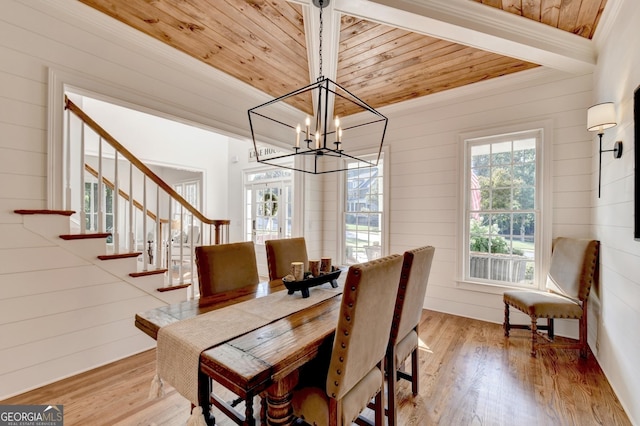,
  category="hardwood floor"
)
[1,310,630,425]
